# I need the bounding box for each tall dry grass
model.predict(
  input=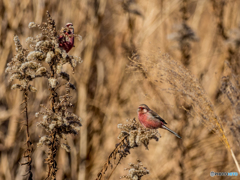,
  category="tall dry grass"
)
[1,0,240,180]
